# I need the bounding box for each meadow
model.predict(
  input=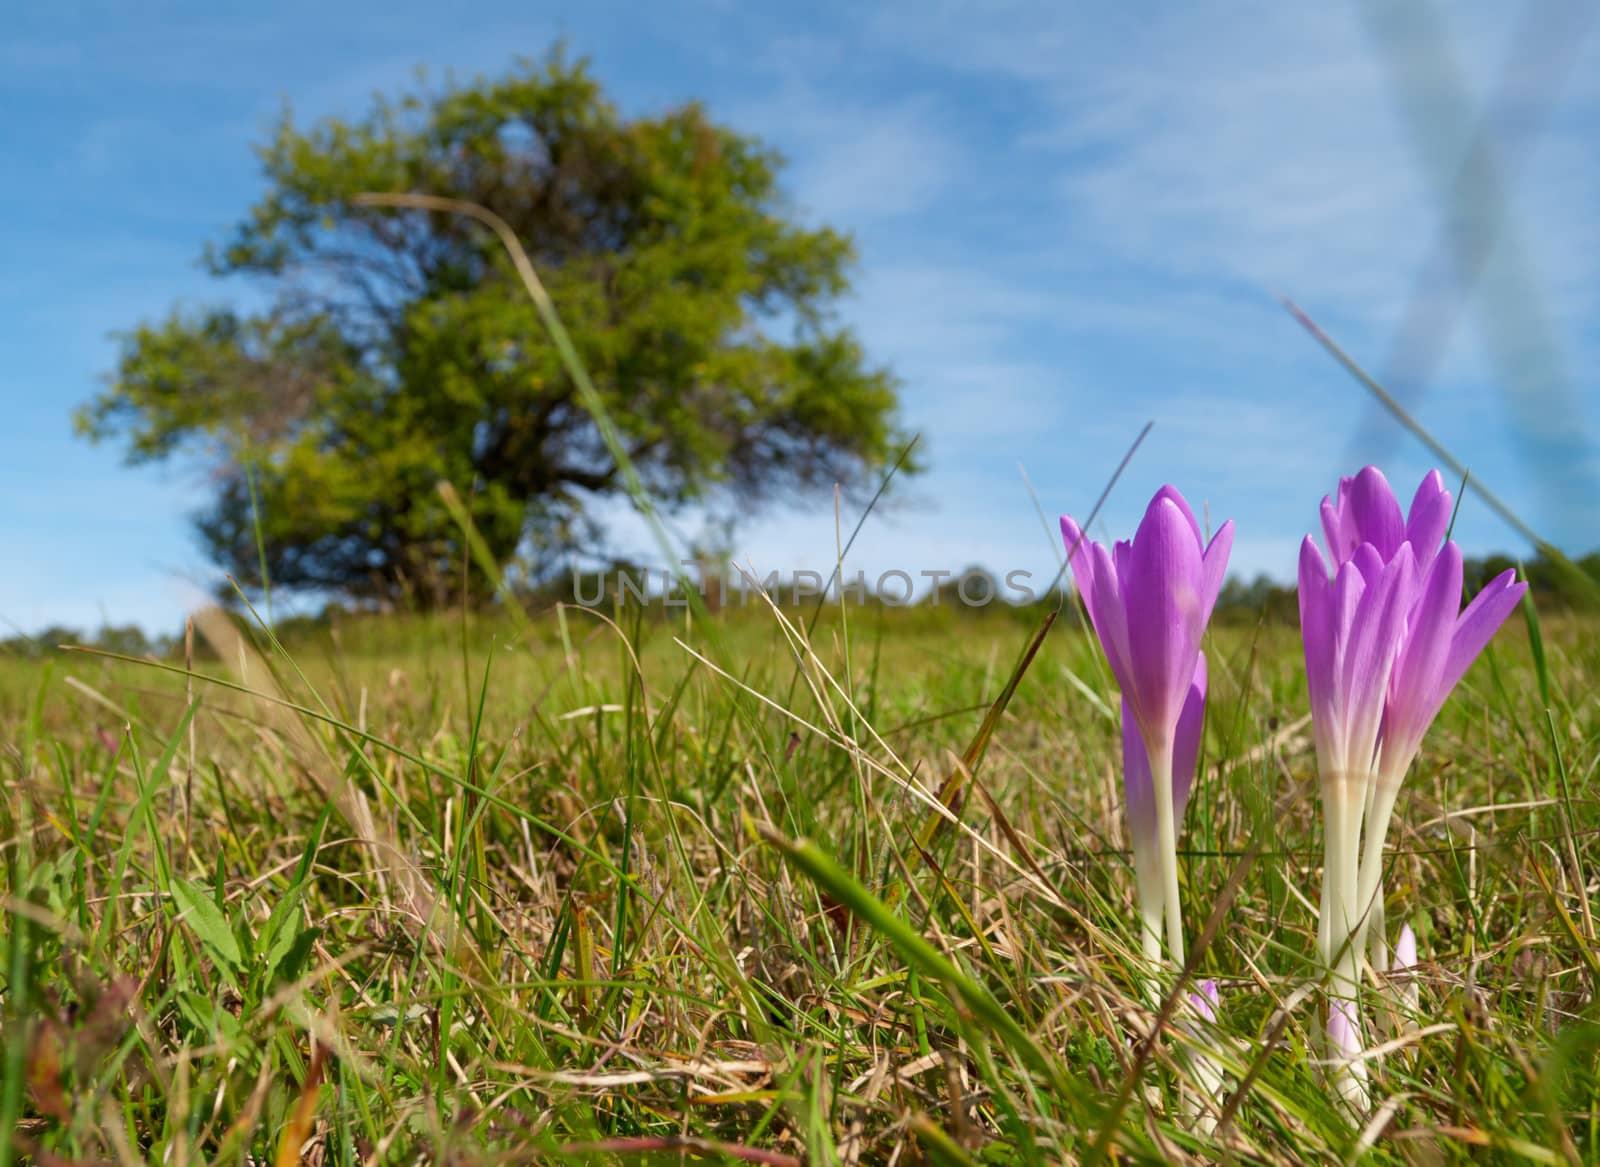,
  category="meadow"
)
[2,591,1595,1165]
